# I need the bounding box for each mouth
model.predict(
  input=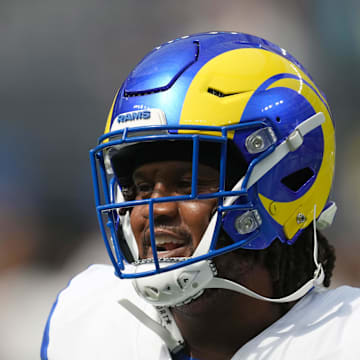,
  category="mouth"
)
[143,232,193,258]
